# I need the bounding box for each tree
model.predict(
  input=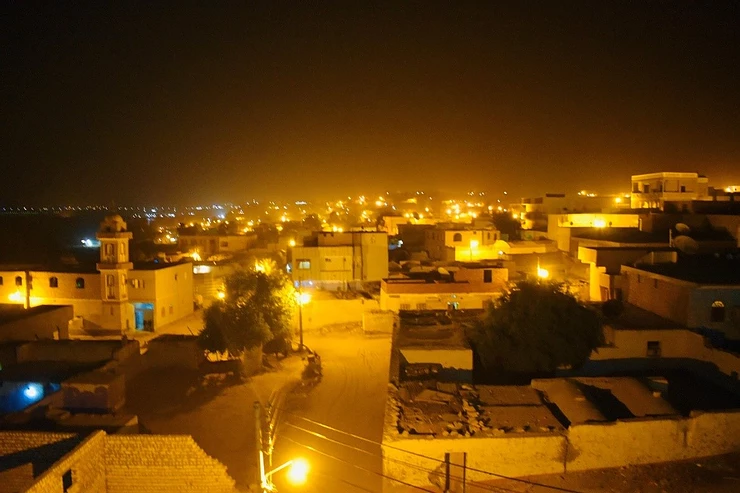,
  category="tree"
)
[198,264,296,357]
[468,281,604,374]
